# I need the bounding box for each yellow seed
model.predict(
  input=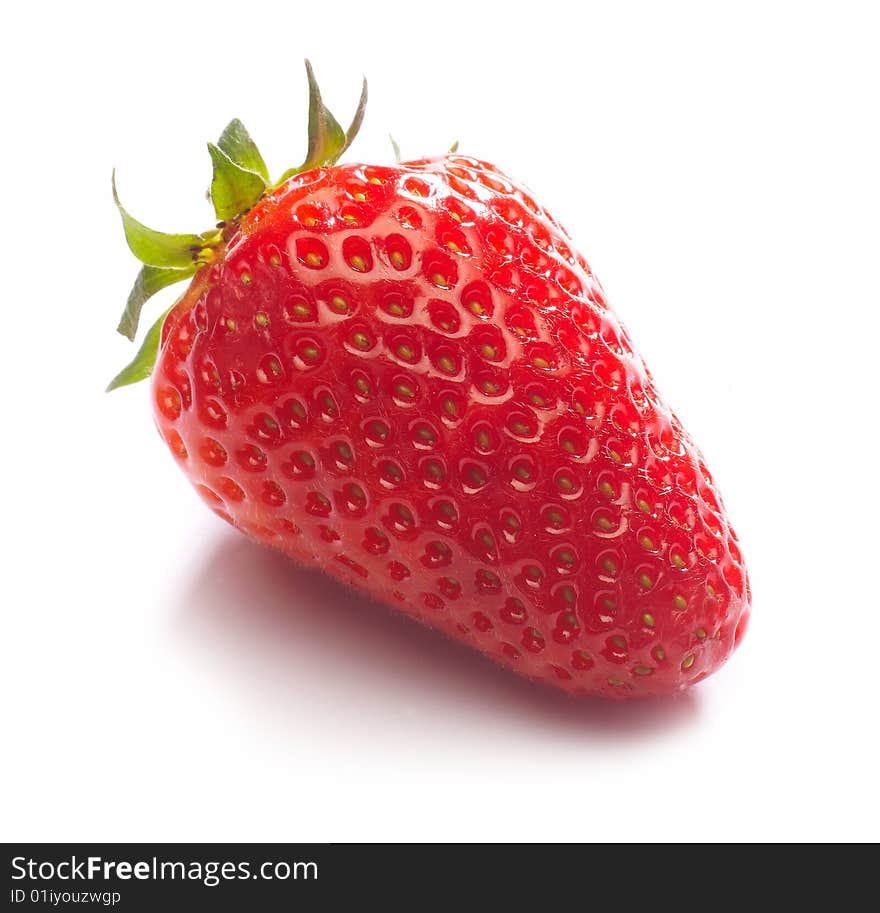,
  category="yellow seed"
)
[481,344,497,359]
[640,535,655,551]
[468,300,485,316]
[330,295,348,313]
[642,612,655,627]
[438,355,456,373]
[432,273,449,288]
[602,557,617,575]
[638,573,653,590]
[599,481,615,498]
[397,344,414,361]
[671,553,686,569]
[353,192,366,202]
[634,666,653,676]
[390,250,405,268]
[240,271,252,285]
[533,356,551,369]
[352,332,370,349]
[674,594,688,610]
[446,240,461,252]
[695,627,707,640]
[254,312,269,327]
[350,254,367,271]
[302,216,317,227]
[596,516,614,531]
[682,654,695,670]
[305,252,323,267]
[637,499,651,513]
[607,678,625,687]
